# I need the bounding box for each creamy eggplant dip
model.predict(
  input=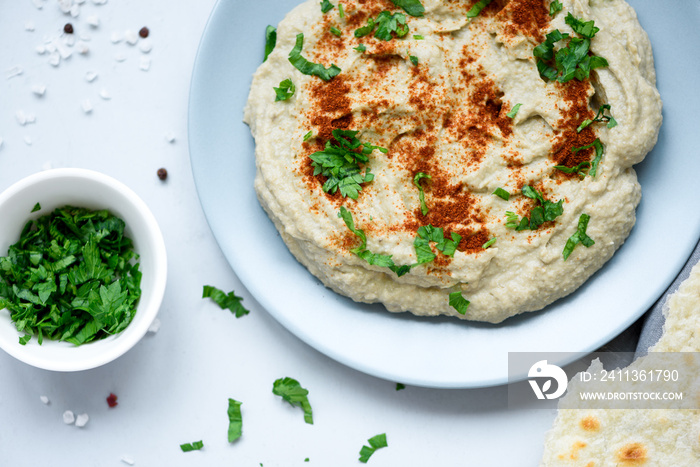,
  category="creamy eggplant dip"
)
[244,0,662,323]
